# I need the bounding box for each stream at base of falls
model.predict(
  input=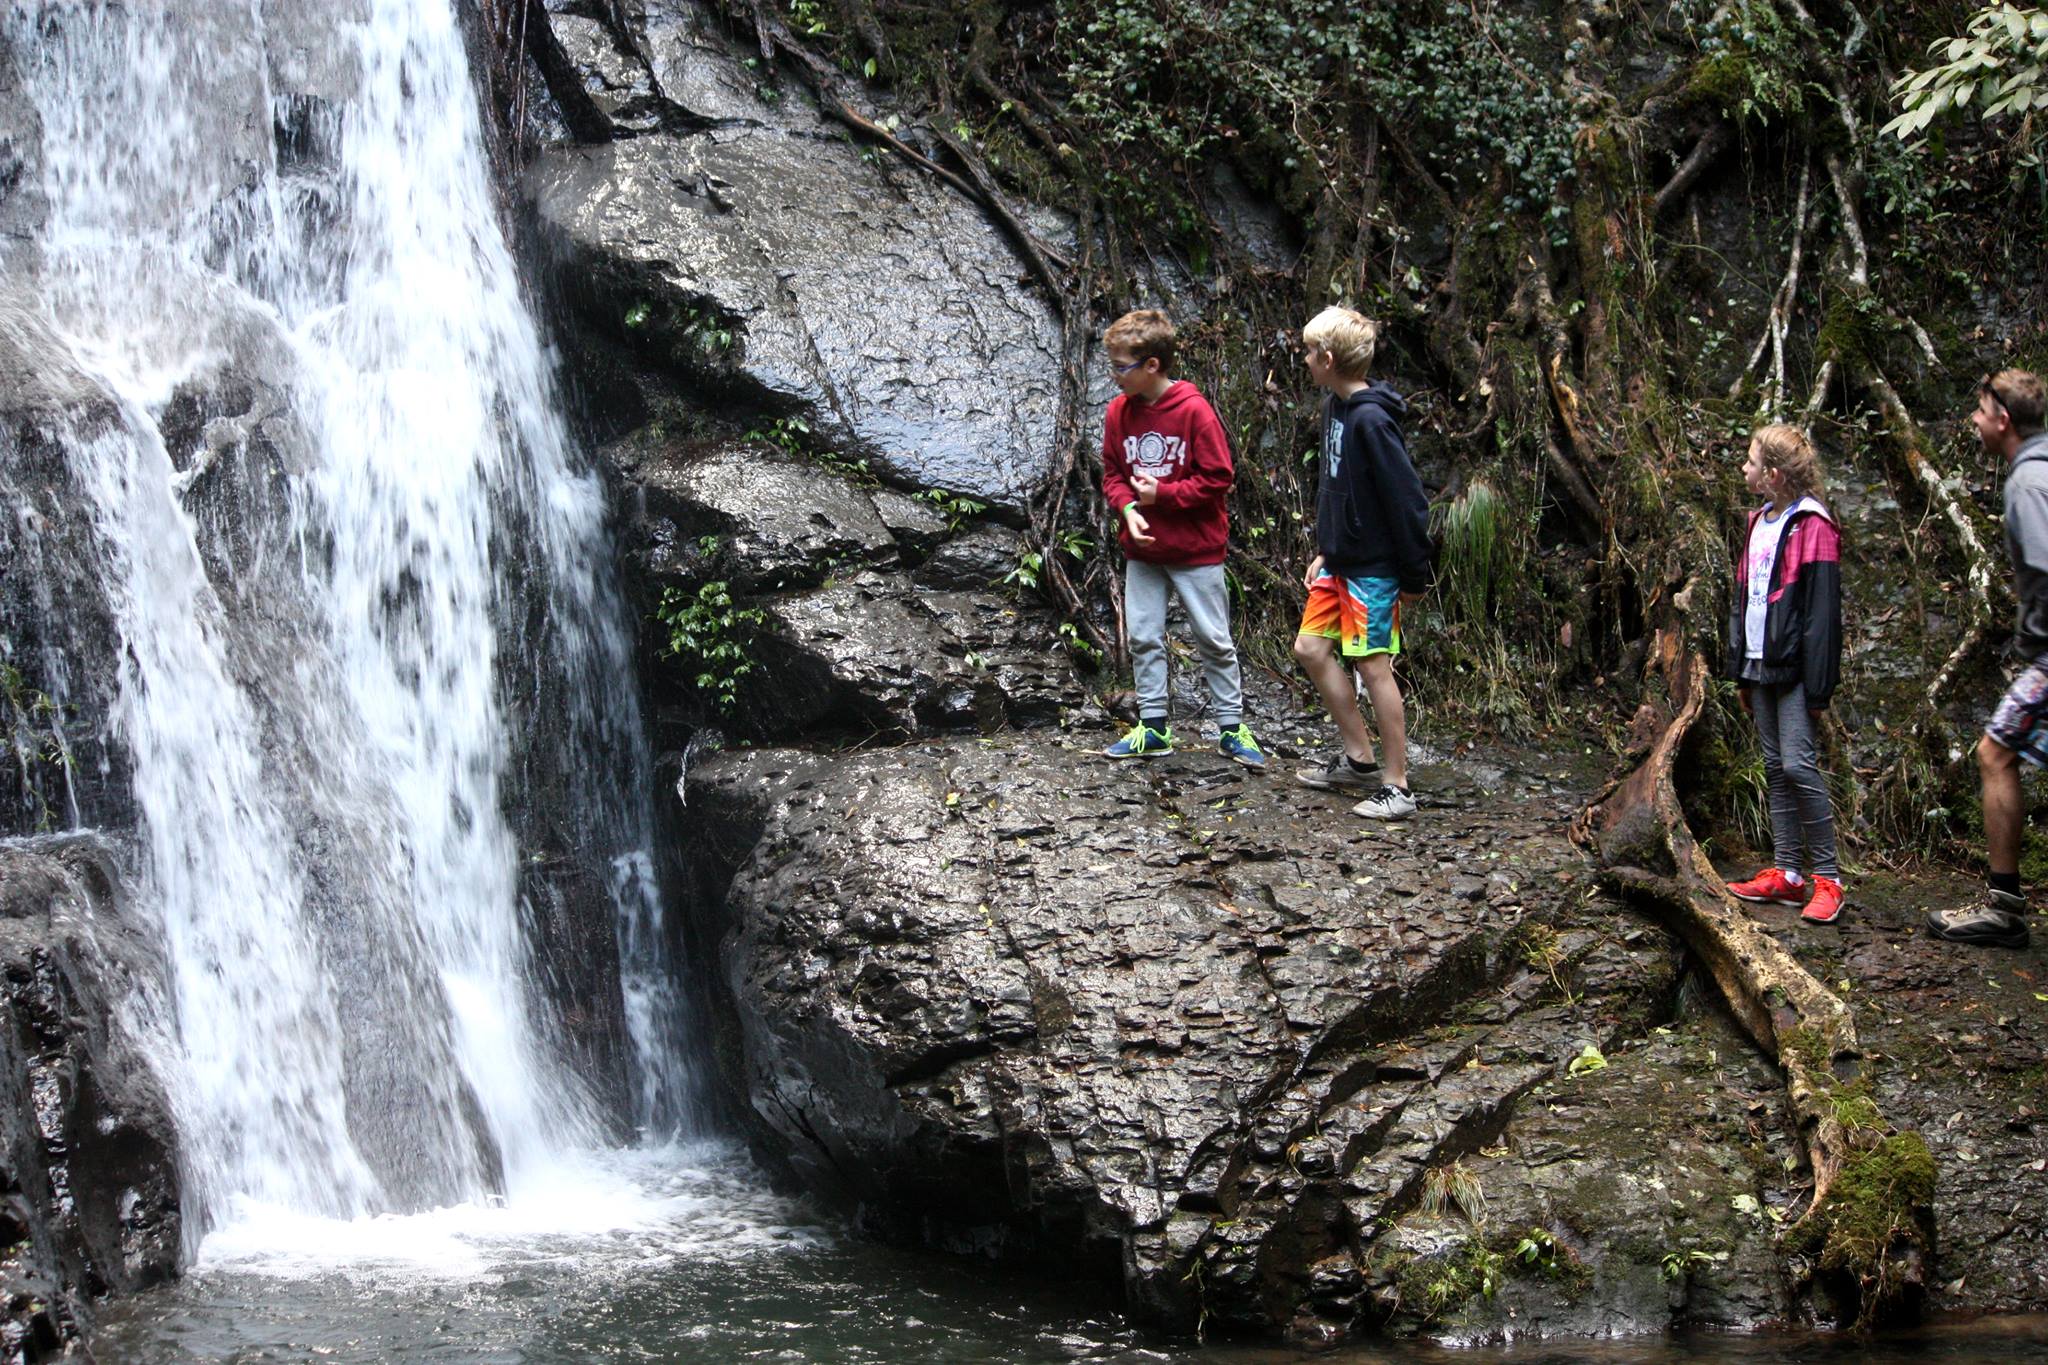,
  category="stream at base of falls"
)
[88,1141,2048,1365]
